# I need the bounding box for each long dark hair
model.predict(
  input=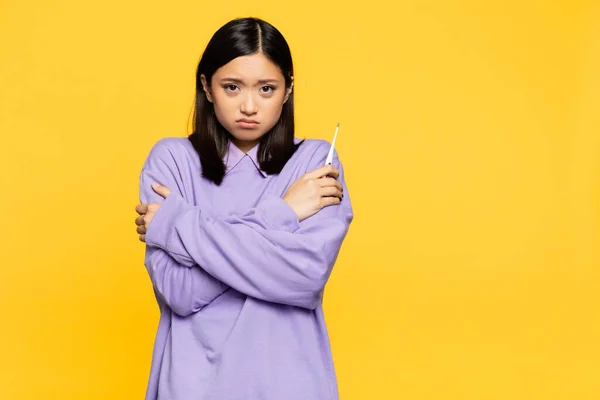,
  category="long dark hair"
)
[188,17,302,185]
